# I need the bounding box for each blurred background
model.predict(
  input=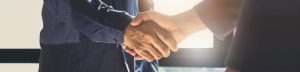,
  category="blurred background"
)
[0,0,226,72]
